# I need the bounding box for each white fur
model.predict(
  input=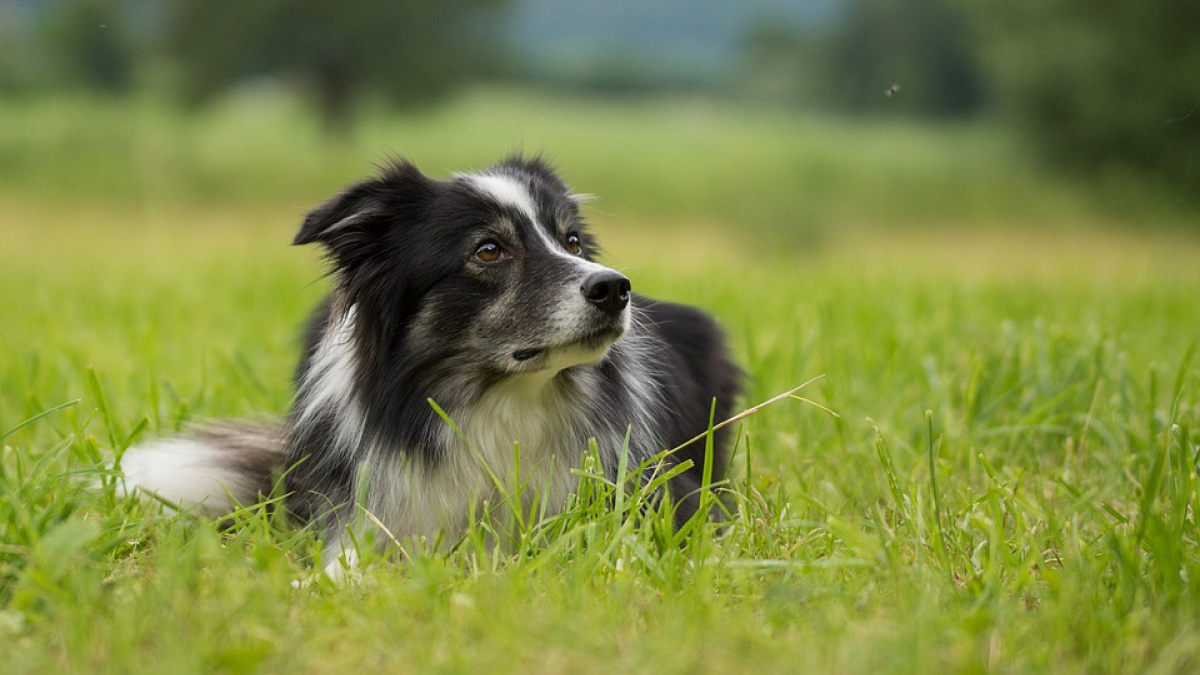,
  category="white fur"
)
[295,306,365,452]
[120,439,252,516]
[610,324,668,457]
[318,209,382,238]
[322,529,362,583]
[537,341,615,375]
[359,372,585,555]
[465,172,610,267]
[464,173,541,225]
[457,373,585,513]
